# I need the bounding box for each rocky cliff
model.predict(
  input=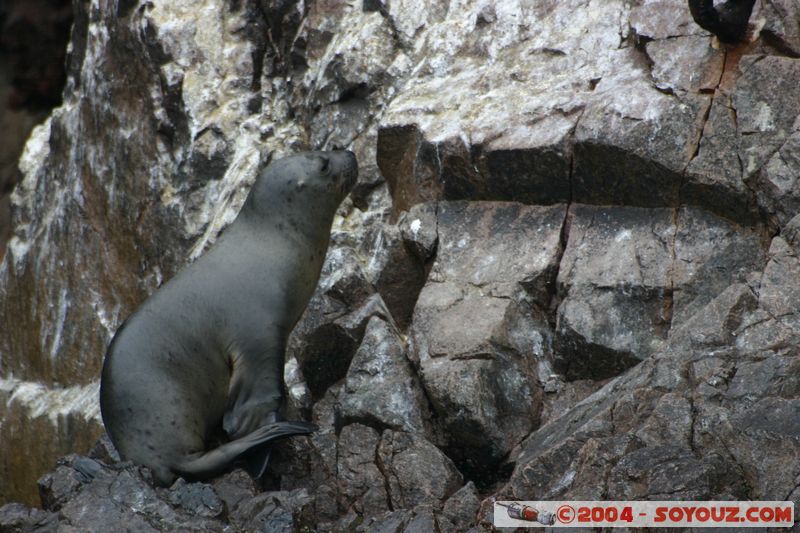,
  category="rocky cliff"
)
[1,0,799,530]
